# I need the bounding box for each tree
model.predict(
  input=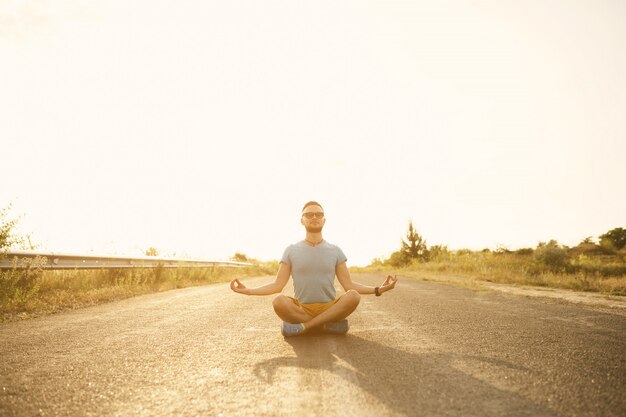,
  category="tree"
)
[401,221,429,261]
[0,204,35,256]
[580,236,594,245]
[1,204,18,253]
[385,222,430,266]
[599,227,626,251]
[231,252,249,262]
[145,247,159,257]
